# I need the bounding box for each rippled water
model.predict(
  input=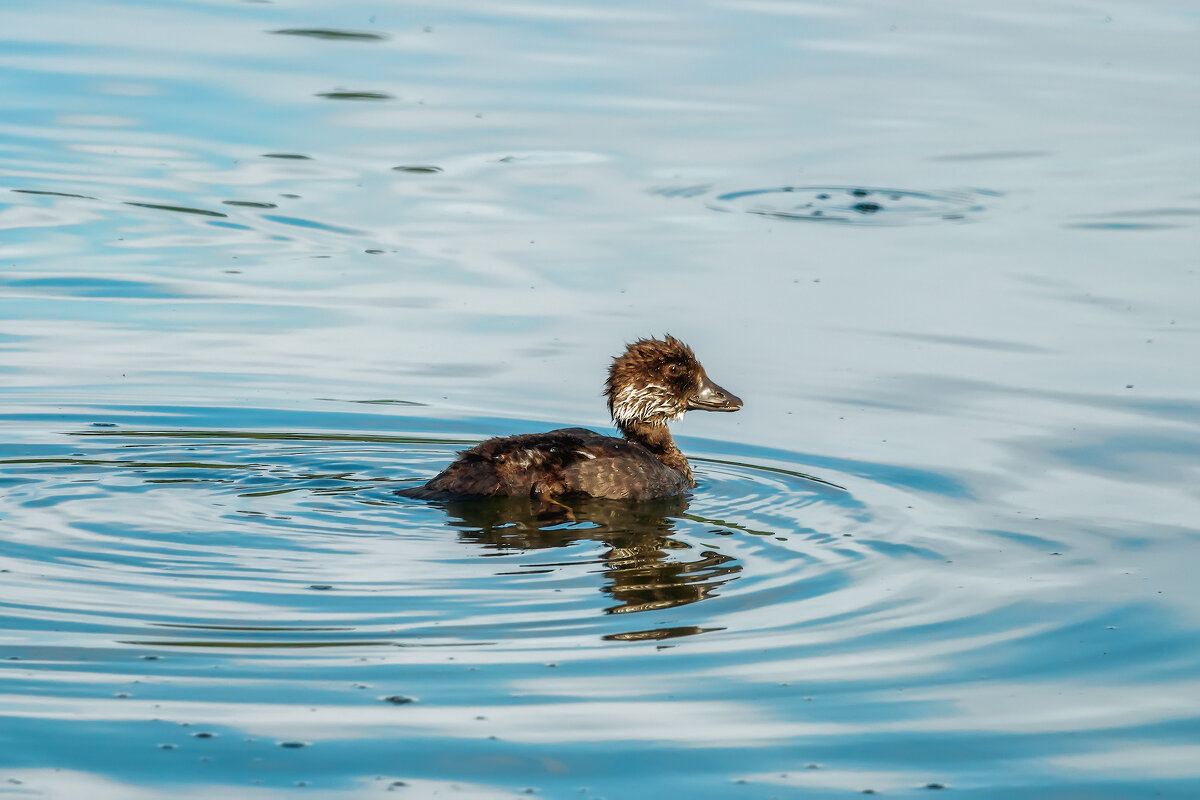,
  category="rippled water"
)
[3,0,1200,797]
